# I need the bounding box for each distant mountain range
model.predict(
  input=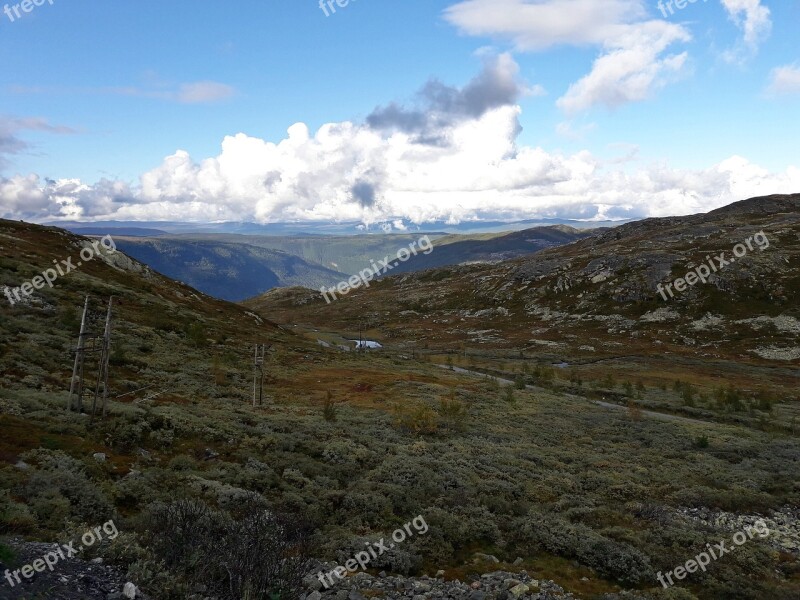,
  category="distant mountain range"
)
[45,217,622,236]
[86,226,595,301]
